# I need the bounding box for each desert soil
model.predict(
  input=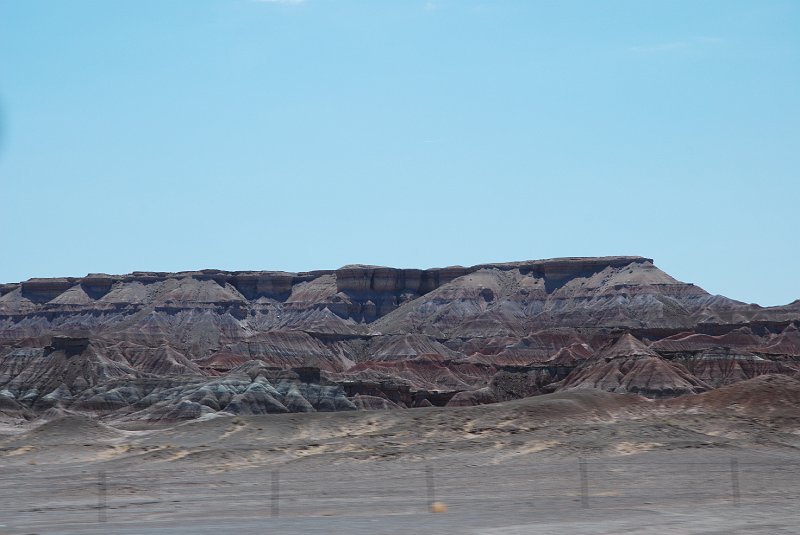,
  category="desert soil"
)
[2,389,800,534]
